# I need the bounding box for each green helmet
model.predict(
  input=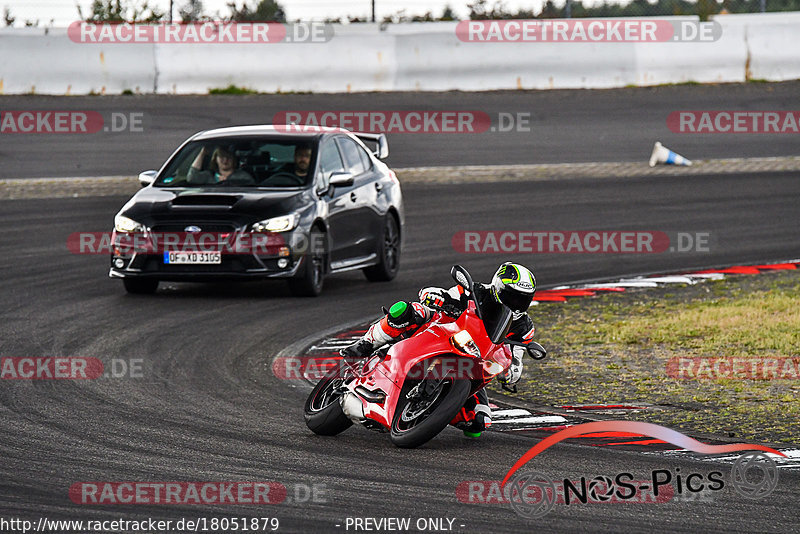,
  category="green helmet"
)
[491,262,536,313]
